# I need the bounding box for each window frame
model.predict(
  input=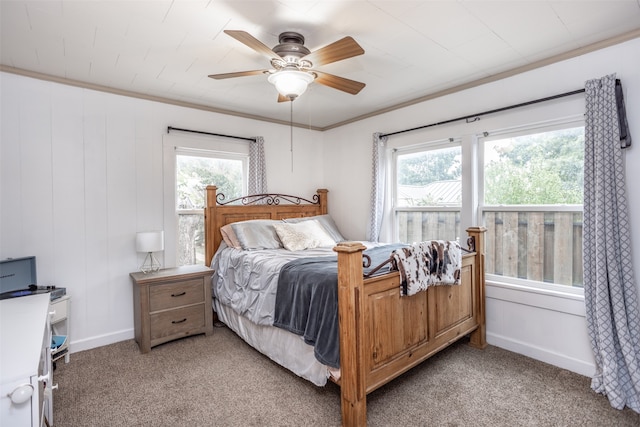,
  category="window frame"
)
[175,147,249,214]
[174,148,248,266]
[392,138,463,243]
[163,134,249,267]
[477,116,585,294]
